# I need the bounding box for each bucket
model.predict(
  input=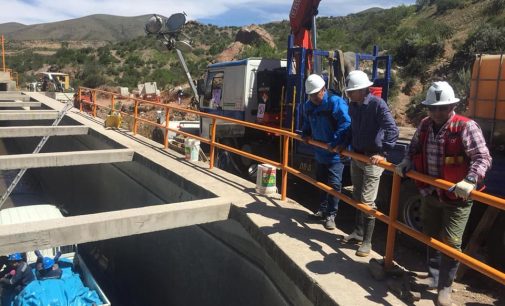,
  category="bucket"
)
[255,164,277,195]
[184,138,200,161]
[190,140,200,162]
[369,86,382,98]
